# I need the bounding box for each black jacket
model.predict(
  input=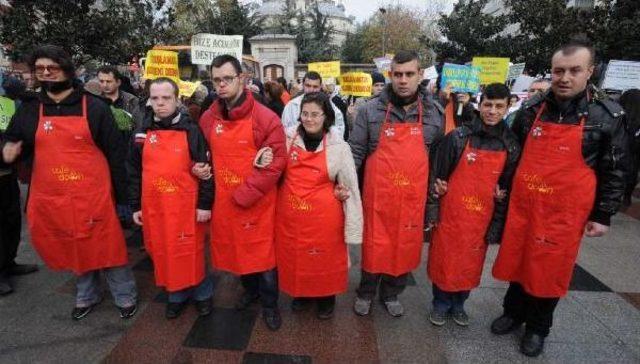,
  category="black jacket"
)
[427,118,521,244]
[127,112,213,212]
[2,85,128,204]
[511,89,629,226]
